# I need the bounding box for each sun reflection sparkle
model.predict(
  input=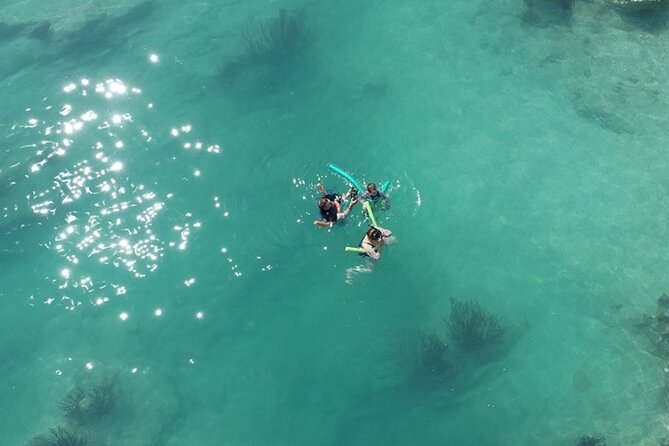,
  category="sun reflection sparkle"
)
[11,75,225,310]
